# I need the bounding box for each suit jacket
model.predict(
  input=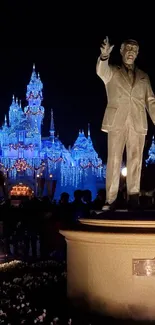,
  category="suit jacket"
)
[96,57,155,134]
